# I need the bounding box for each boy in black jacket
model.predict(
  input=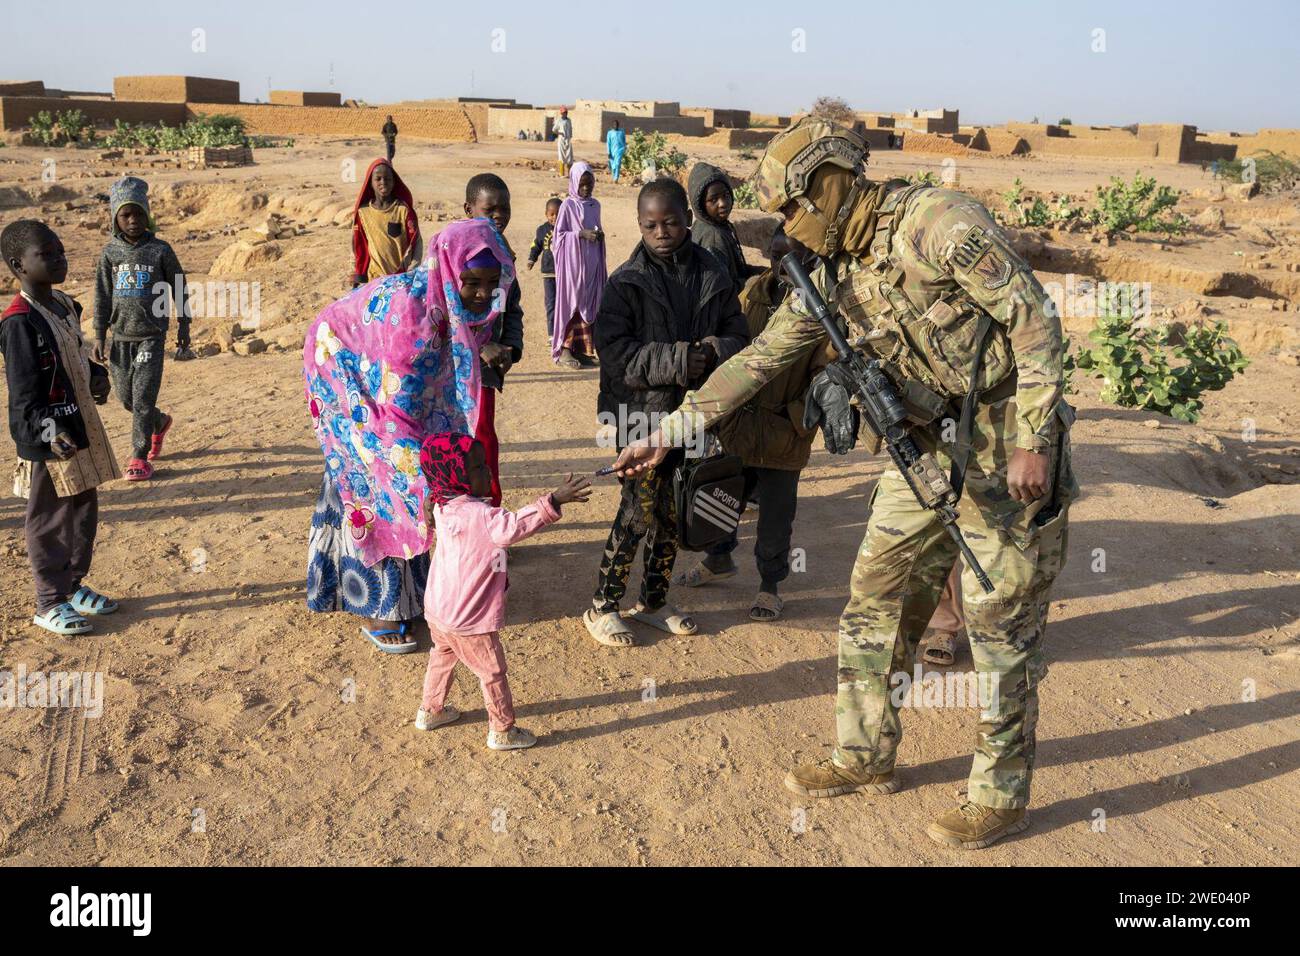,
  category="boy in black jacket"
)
[2,220,120,635]
[585,179,749,647]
